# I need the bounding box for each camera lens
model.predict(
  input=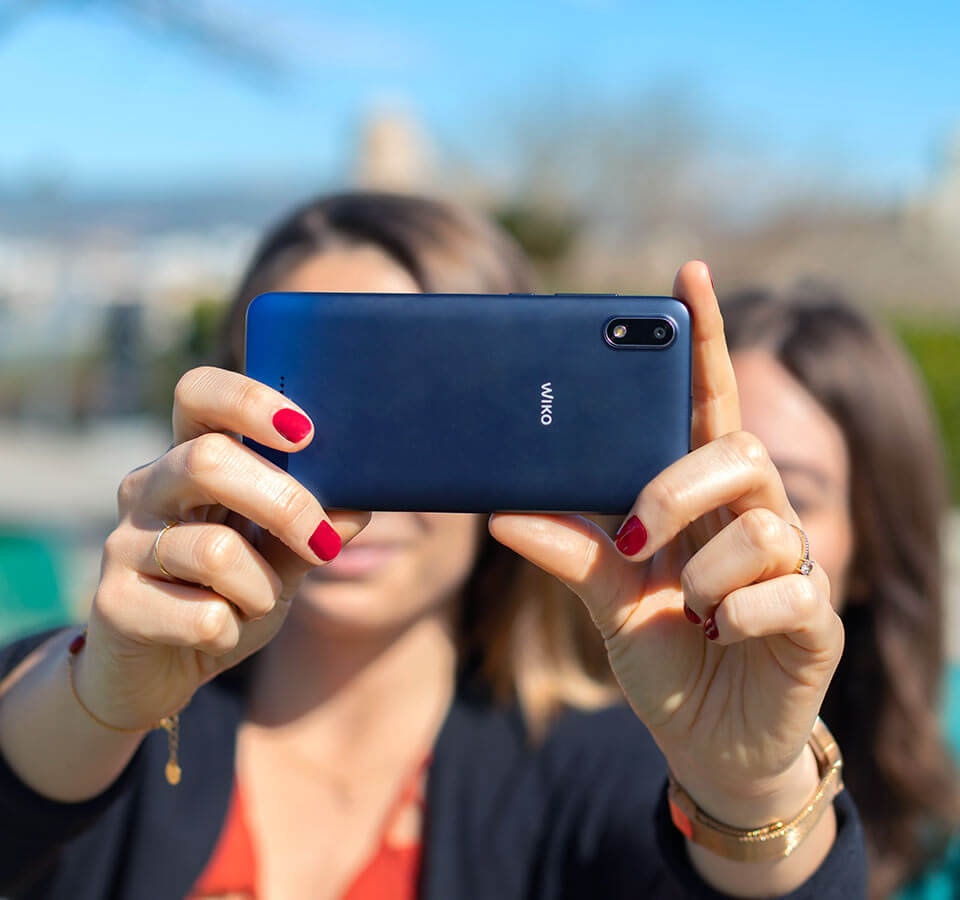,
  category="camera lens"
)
[653,325,667,340]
